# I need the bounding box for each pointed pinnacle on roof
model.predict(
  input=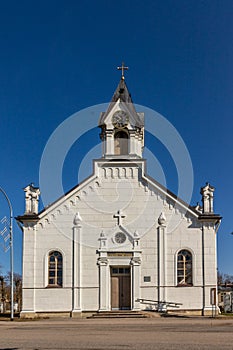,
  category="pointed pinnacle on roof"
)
[117,62,129,80]
[110,76,133,104]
